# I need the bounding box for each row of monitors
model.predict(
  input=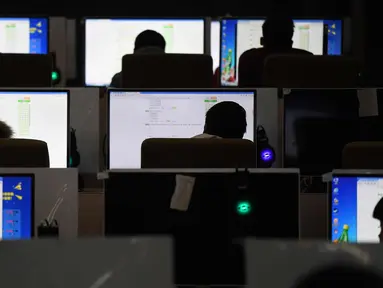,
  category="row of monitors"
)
[0,170,381,242]
[85,18,343,86]
[107,170,383,245]
[0,17,340,87]
[0,89,362,171]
